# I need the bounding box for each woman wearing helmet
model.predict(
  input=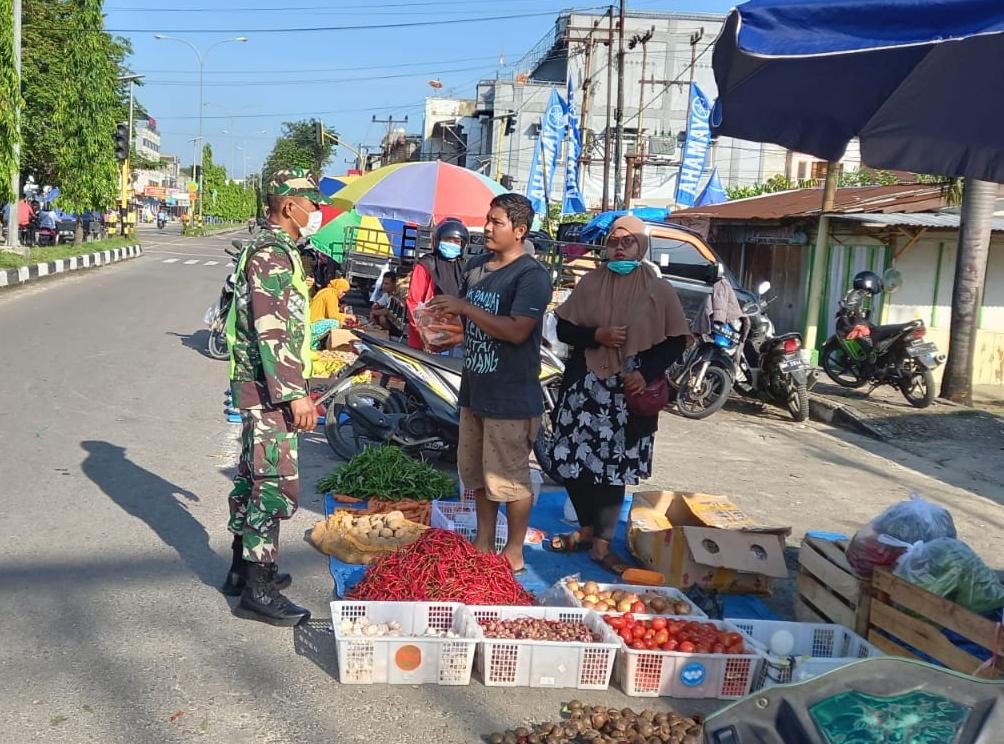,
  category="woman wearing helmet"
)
[407,217,469,350]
